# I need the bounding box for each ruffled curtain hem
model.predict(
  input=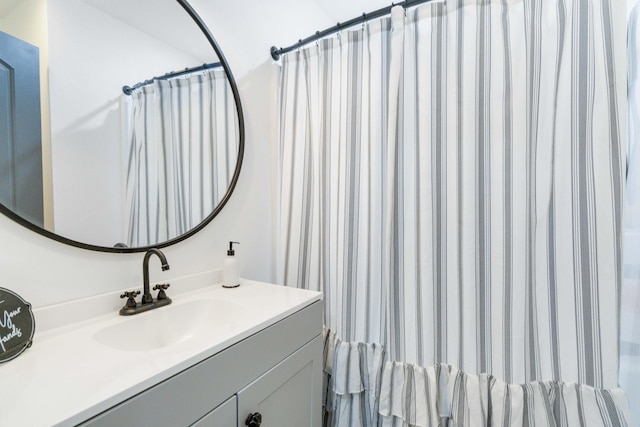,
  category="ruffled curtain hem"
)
[323,328,386,426]
[379,361,632,427]
[322,329,632,427]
